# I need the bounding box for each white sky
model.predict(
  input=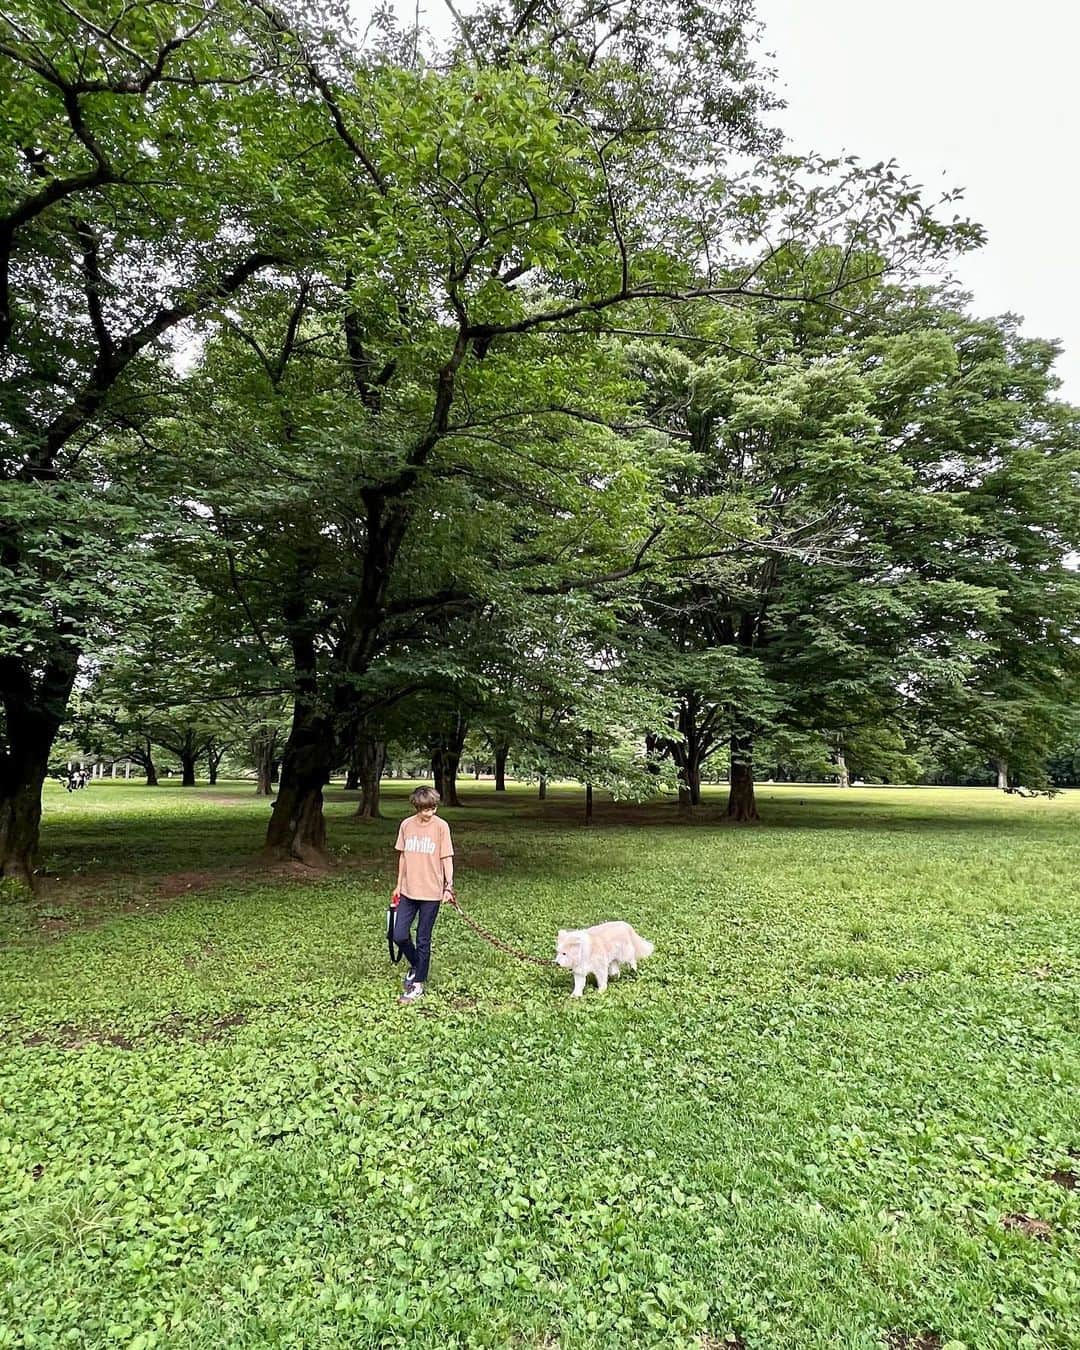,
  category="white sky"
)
[370,0,1079,400]
[753,0,1080,399]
